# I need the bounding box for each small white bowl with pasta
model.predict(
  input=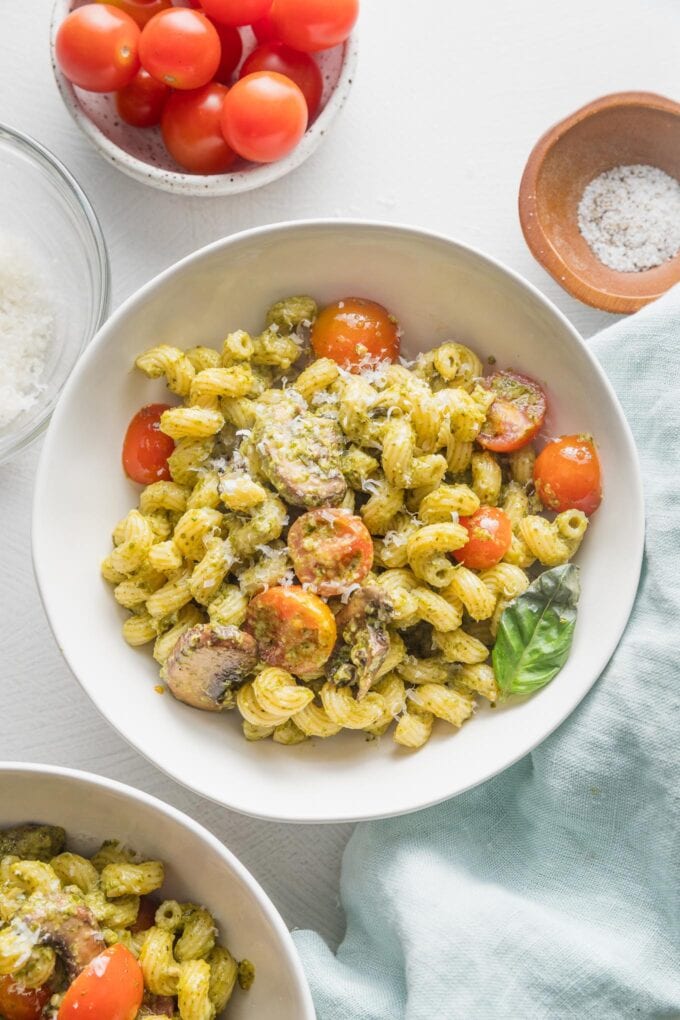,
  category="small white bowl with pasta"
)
[32,220,644,824]
[0,763,314,1017]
